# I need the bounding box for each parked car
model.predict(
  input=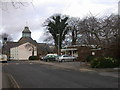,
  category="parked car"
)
[56,55,77,62]
[0,54,7,63]
[42,54,58,62]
